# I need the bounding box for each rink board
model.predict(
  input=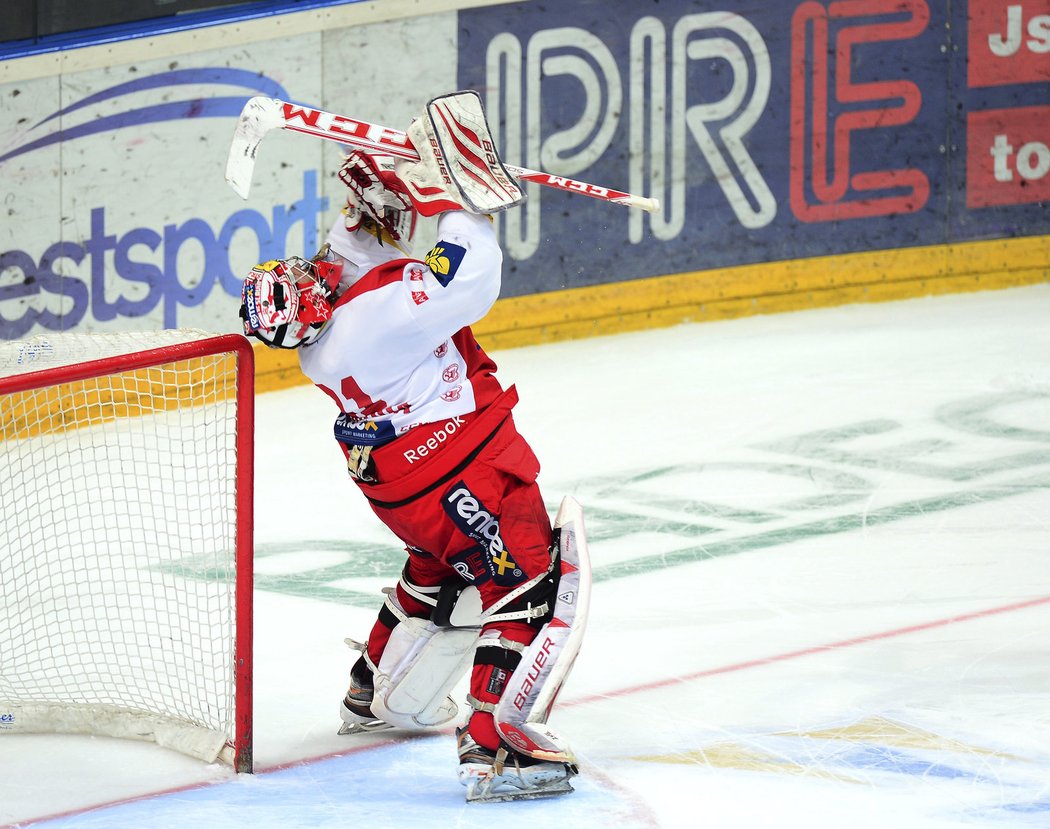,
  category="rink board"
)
[251,232,1049,392]
[0,0,1046,354]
